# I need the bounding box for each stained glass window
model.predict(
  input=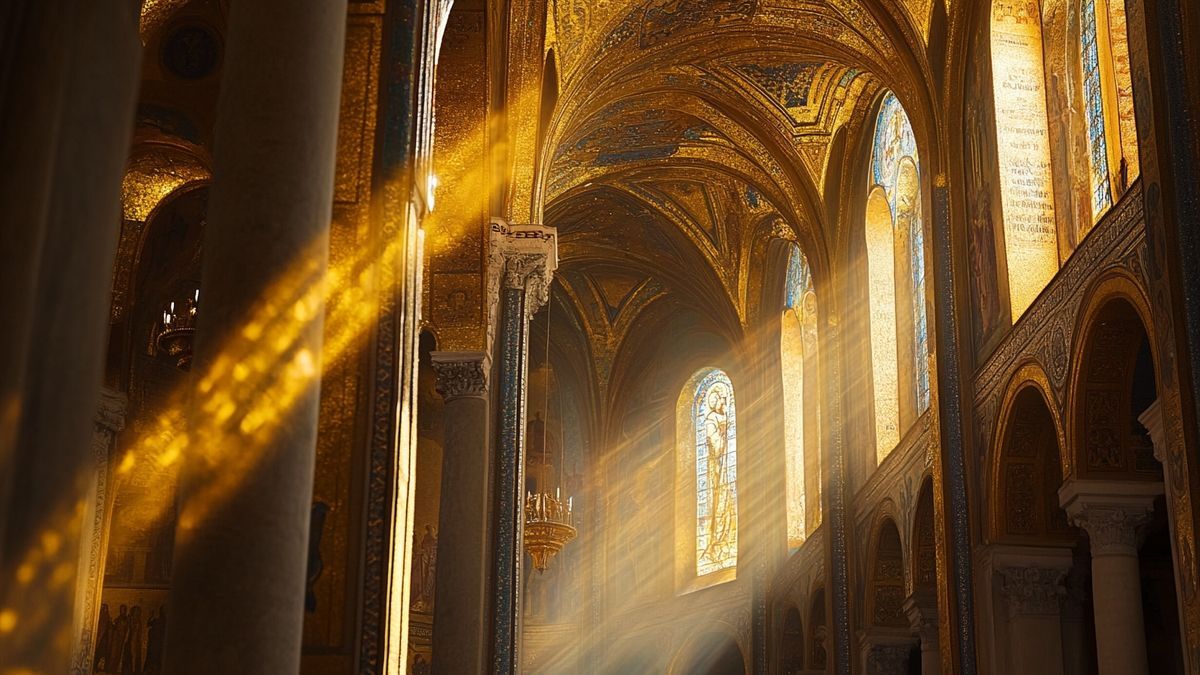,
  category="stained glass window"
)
[868,93,930,460]
[1082,0,1113,217]
[782,246,815,549]
[694,369,737,575]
